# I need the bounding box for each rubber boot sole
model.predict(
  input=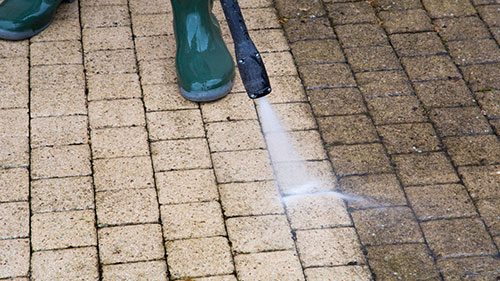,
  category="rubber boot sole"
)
[179,80,234,102]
